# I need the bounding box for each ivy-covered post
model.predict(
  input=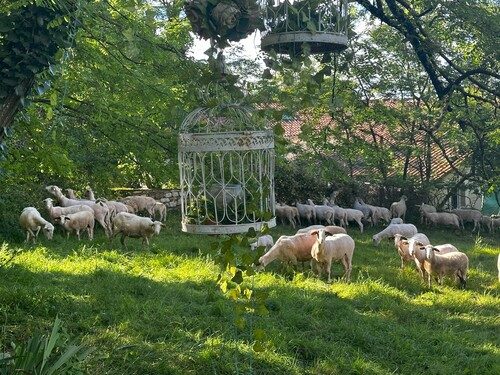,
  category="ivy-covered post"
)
[0,1,79,153]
